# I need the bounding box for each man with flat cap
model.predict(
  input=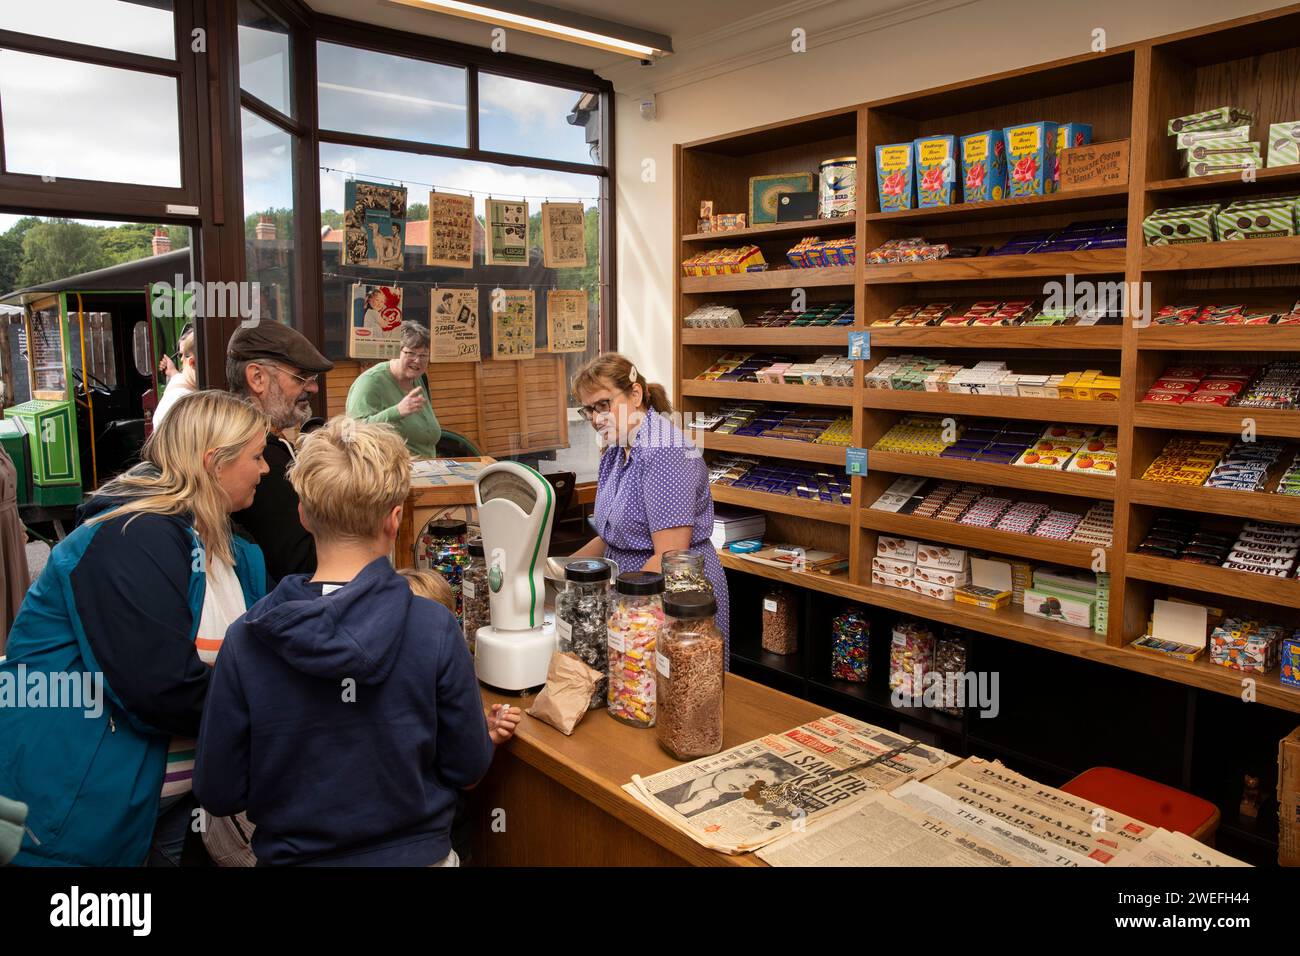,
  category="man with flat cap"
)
[226,322,334,583]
